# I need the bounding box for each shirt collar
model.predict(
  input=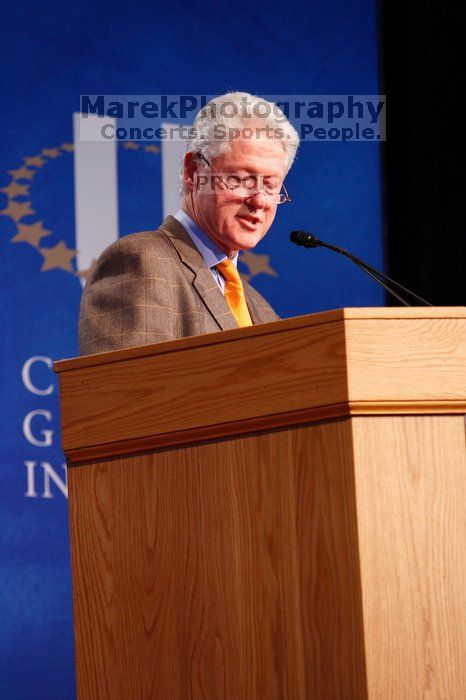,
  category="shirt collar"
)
[174,209,238,269]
